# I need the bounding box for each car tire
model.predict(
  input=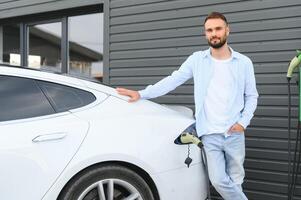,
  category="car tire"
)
[58,164,155,200]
